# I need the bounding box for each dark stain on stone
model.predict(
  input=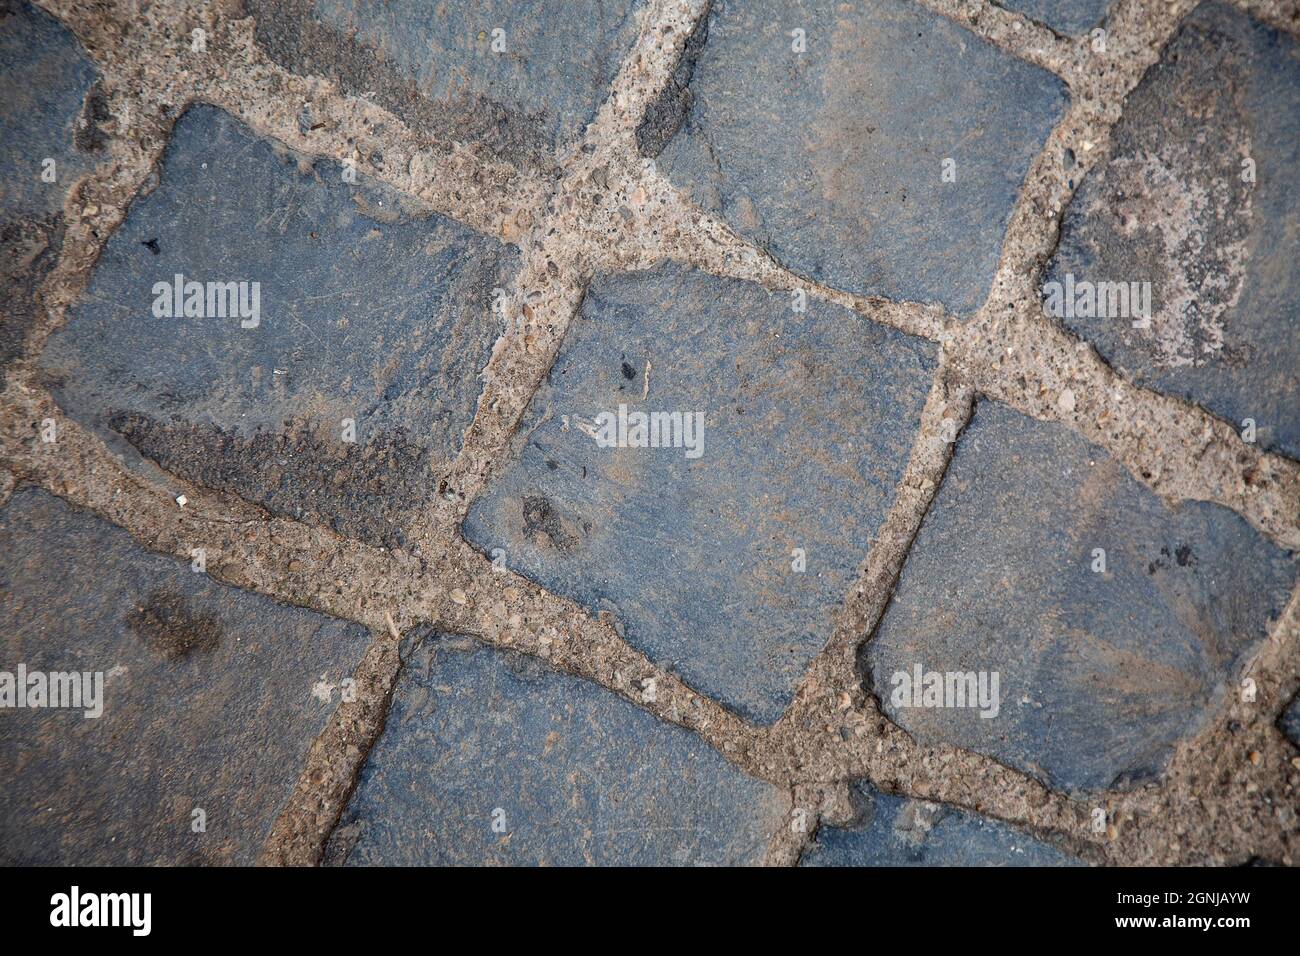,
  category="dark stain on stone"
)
[141,237,160,255]
[620,360,636,380]
[521,494,578,553]
[128,589,222,658]
[637,0,711,158]
[109,411,435,549]
[246,0,554,171]
[75,80,112,152]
